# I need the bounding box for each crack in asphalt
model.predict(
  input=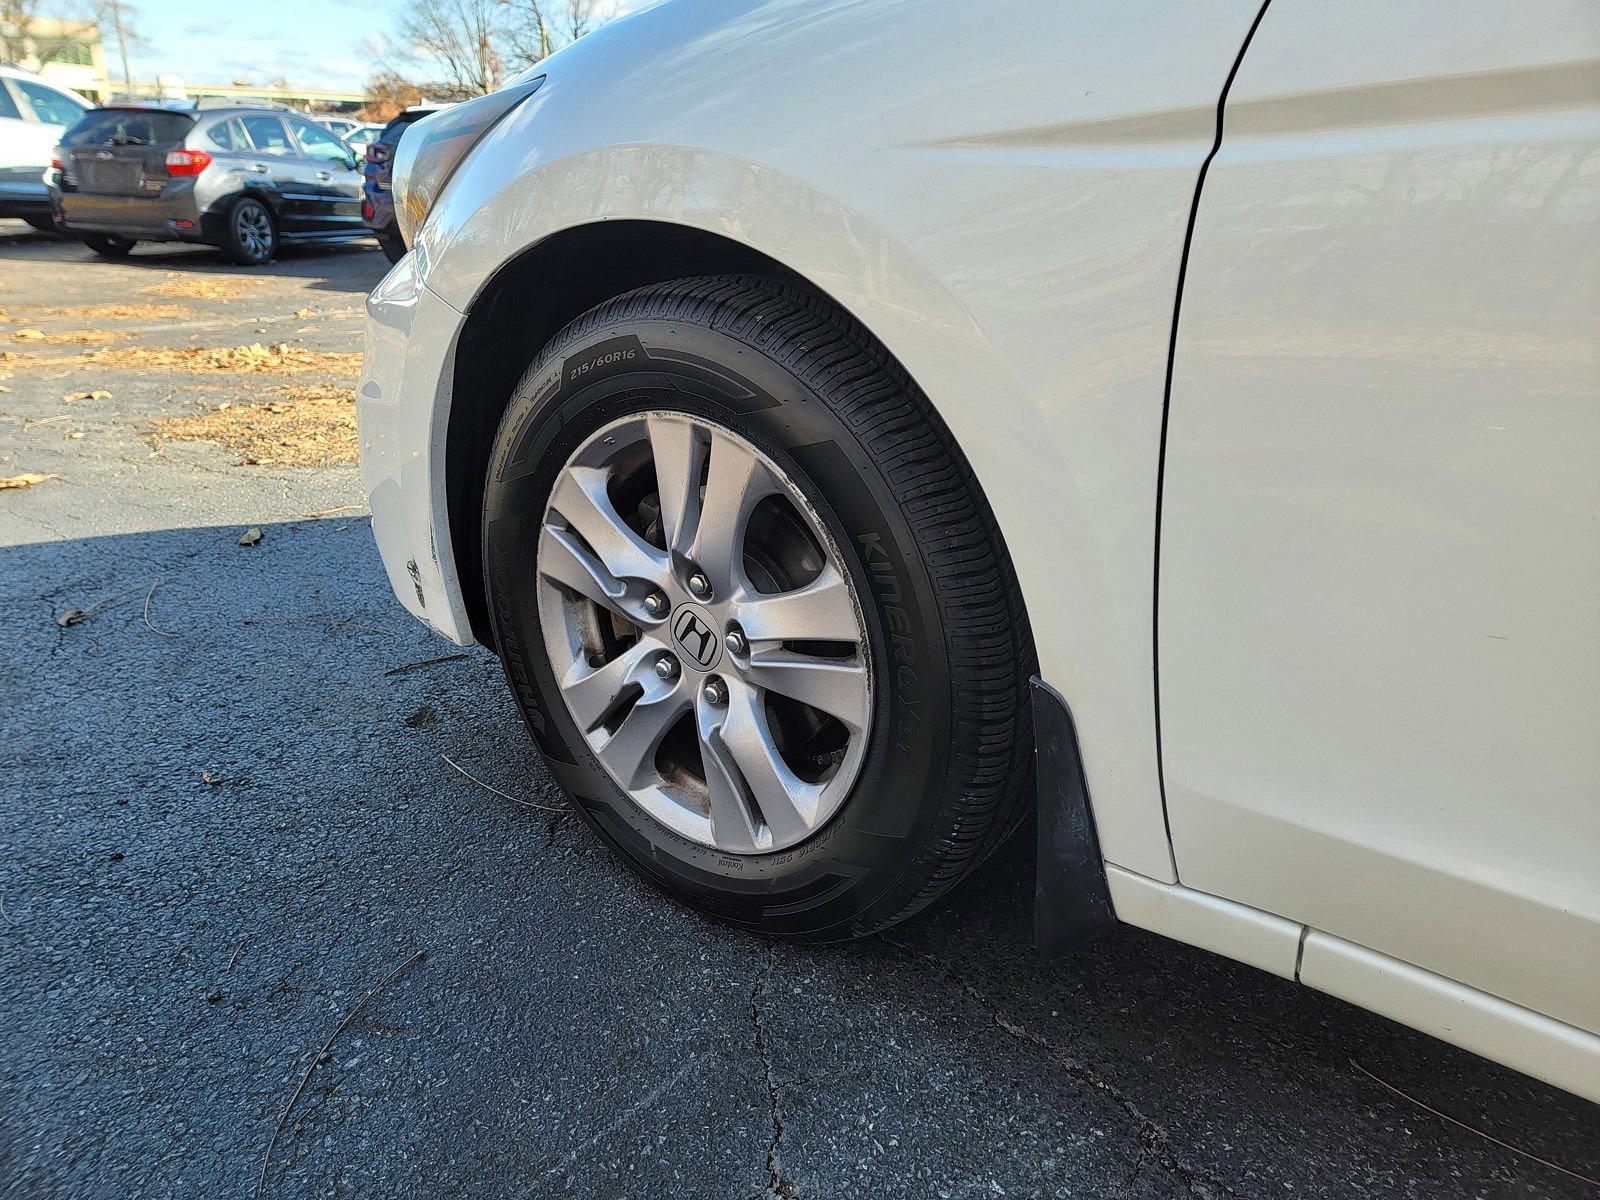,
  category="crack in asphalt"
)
[1123,1122,1164,1199]
[747,944,794,1200]
[878,936,1236,1200]
[5,505,72,542]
